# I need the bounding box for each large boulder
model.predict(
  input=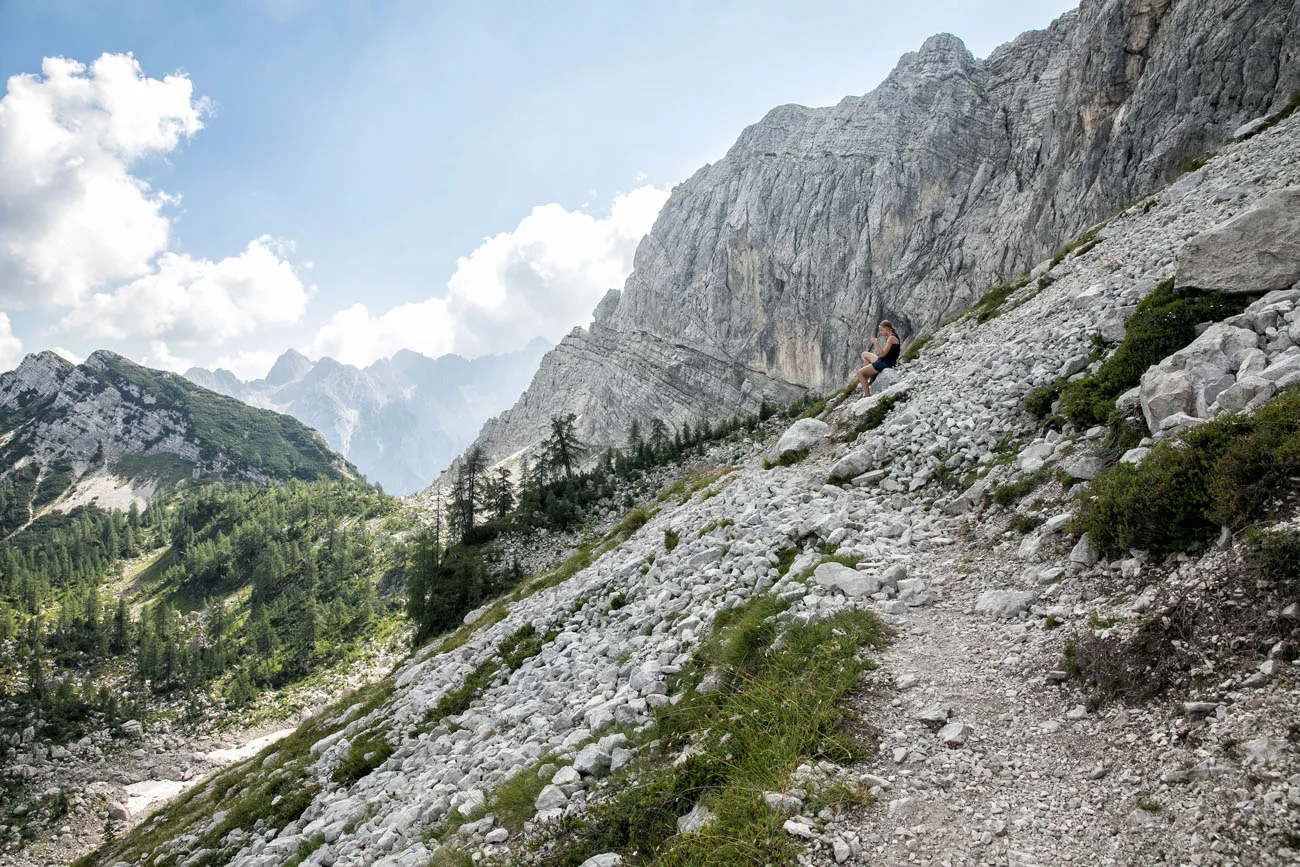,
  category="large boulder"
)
[828,448,873,481]
[775,418,830,457]
[1176,188,1300,294]
[1139,323,1259,430]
